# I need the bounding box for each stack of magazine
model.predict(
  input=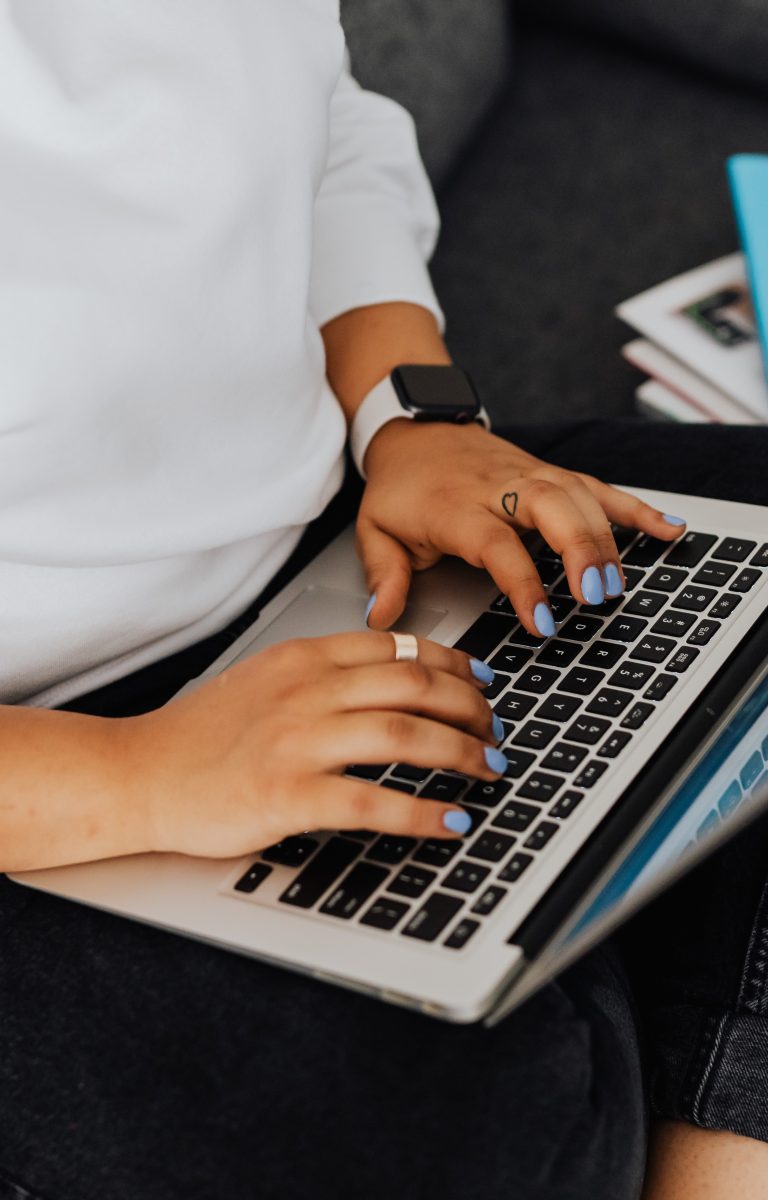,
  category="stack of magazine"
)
[617,253,768,425]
